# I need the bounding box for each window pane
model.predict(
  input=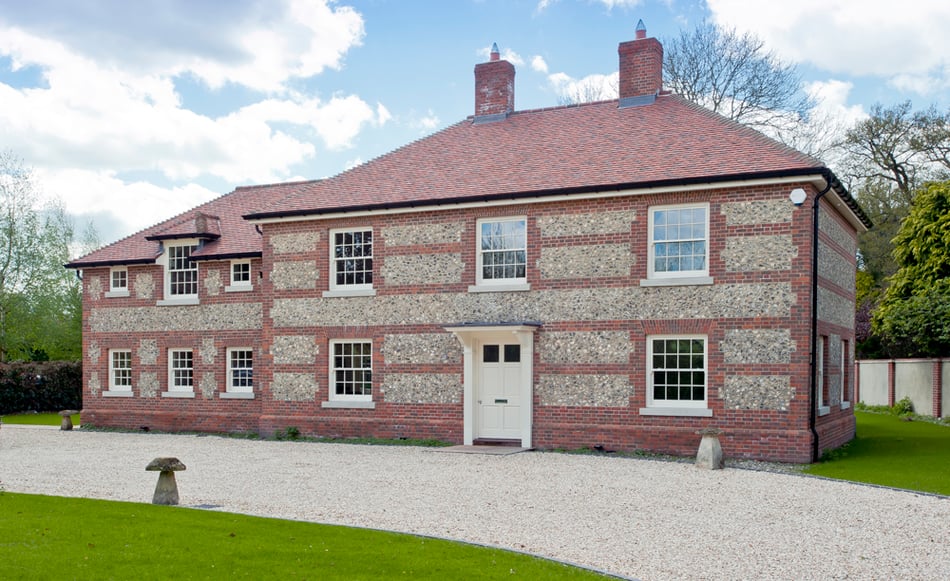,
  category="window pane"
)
[504,344,521,362]
[483,345,500,363]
